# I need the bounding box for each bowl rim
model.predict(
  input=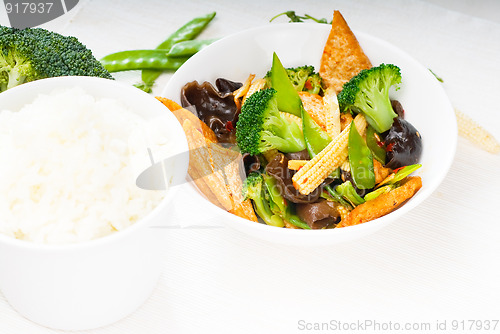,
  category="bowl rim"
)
[0,76,188,250]
[162,22,457,235]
